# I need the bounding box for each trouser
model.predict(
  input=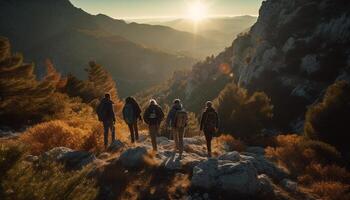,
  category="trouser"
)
[173,127,185,154]
[204,131,213,157]
[128,122,139,143]
[103,120,115,148]
[149,125,159,151]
